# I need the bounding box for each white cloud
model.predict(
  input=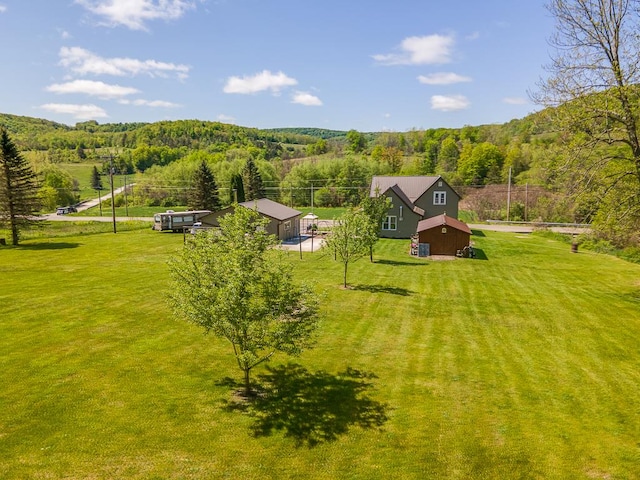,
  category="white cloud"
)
[292,91,322,106]
[418,72,471,85]
[59,47,190,79]
[223,70,298,95]
[503,97,528,105]
[46,79,139,99]
[119,99,180,107]
[373,34,454,66]
[60,30,72,39]
[431,94,470,112]
[40,103,108,119]
[0,5,7,13]
[217,114,236,124]
[75,0,195,31]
